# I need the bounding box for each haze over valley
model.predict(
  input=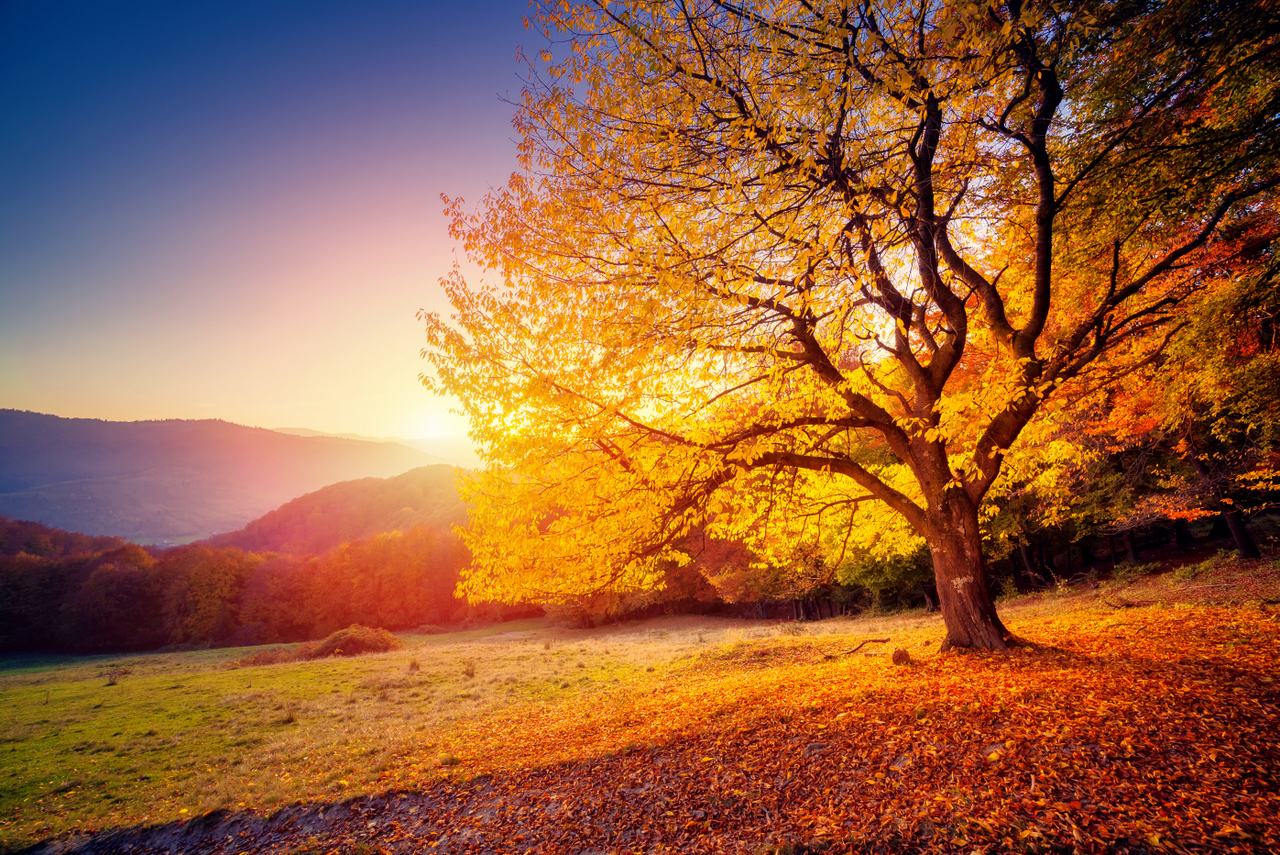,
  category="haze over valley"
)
[0,410,470,542]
